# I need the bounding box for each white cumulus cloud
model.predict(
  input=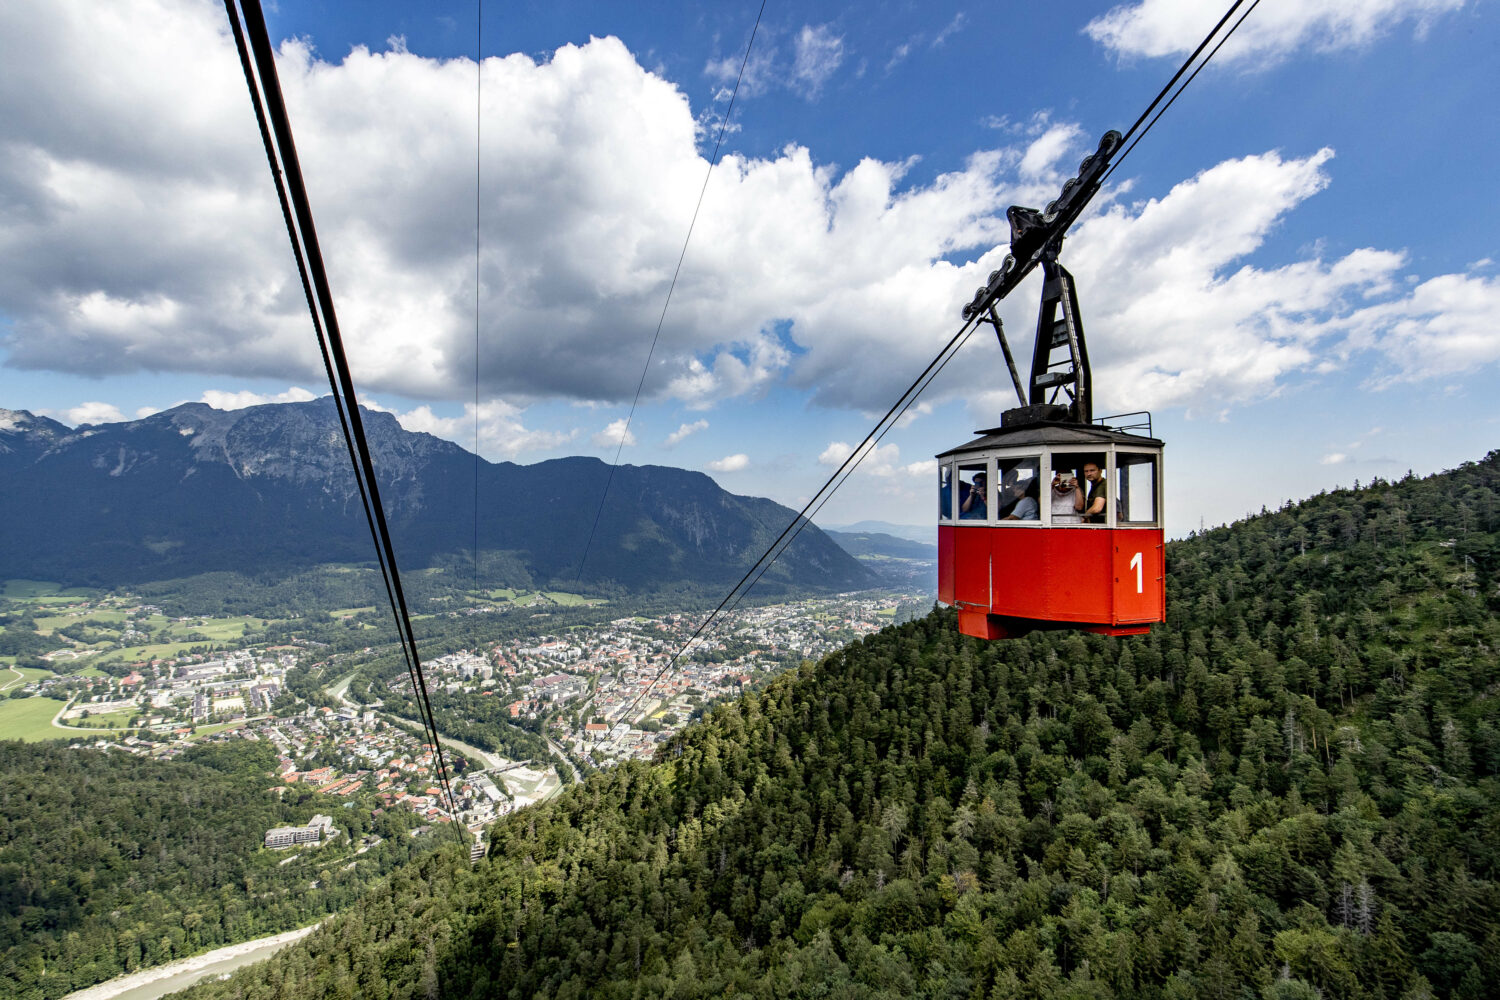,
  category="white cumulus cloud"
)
[818,440,924,479]
[1042,148,1500,413]
[198,387,319,411]
[707,453,750,472]
[0,0,1493,429]
[791,24,845,98]
[54,401,127,427]
[1085,0,1466,66]
[591,418,637,449]
[664,419,709,447]
[816,440,931,513]
[1019,123,1084,179]
[388,400,577,460]
[1338,270,1500,385]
